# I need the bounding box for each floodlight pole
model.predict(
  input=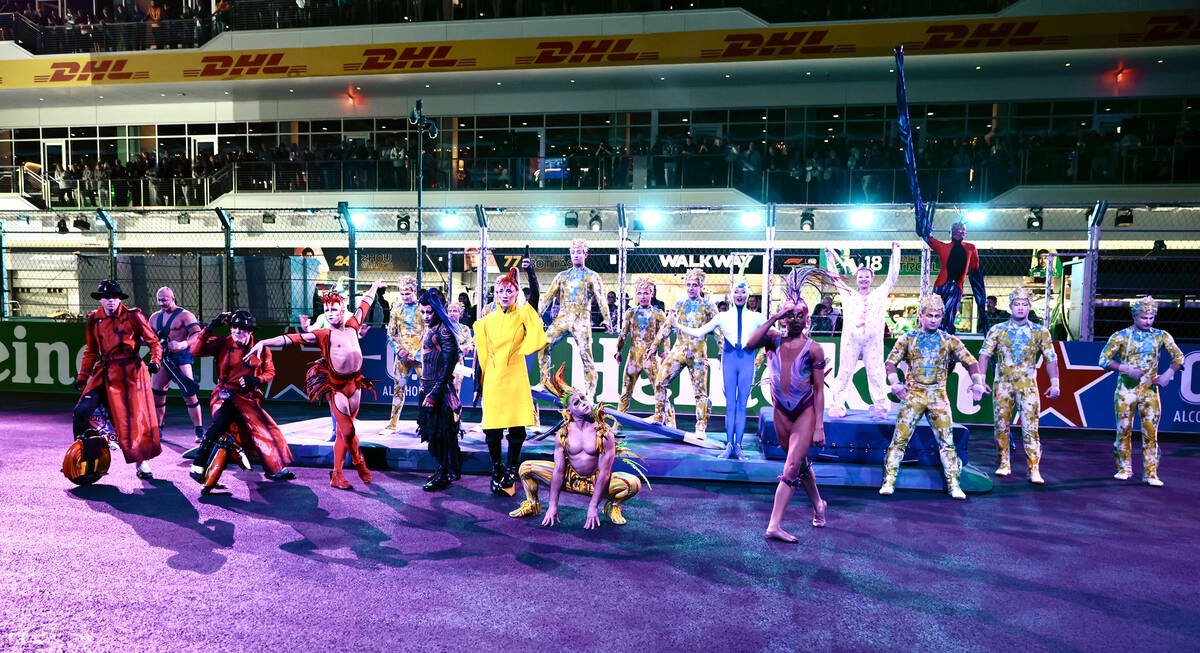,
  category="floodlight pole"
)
[95,209,117,280]
[410,100,438,292]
